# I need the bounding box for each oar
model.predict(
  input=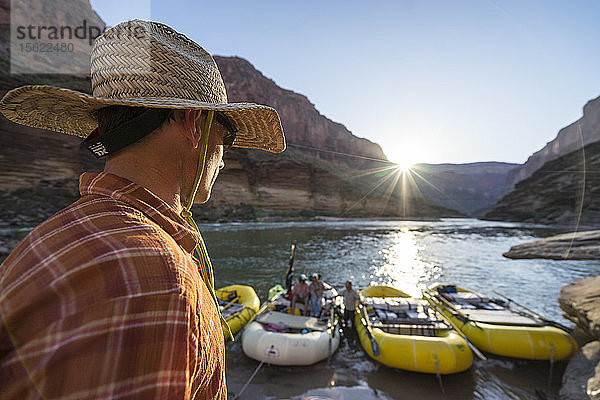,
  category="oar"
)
[434,291,483,330]
[245,303,268,326]
[358,303,381,357]
[285,243,296,293]
[328,298,341,362]
[423,292,487,361]
[220,296,240,311]
[438,295,483,330]
[492,291,572,332]
[244,285,286,327]
[328,309,334,362]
